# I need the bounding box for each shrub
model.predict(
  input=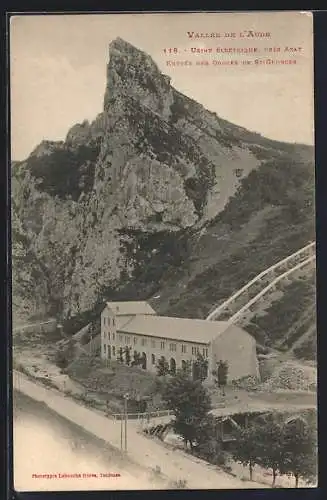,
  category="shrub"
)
[231,375,259,391]
[54,349,69,369]
[27,141,101,200]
